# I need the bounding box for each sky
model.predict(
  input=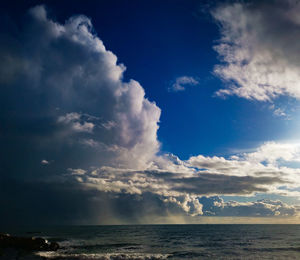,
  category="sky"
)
[1,0,300,225]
